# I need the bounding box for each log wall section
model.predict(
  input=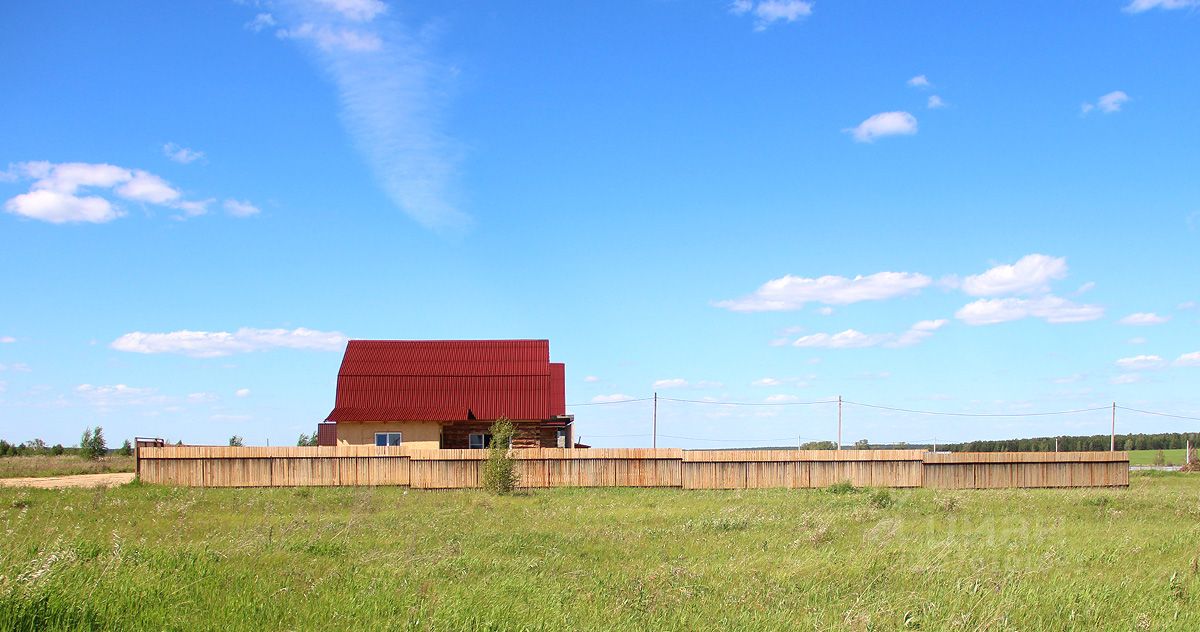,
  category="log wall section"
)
[136,447,1129,489]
